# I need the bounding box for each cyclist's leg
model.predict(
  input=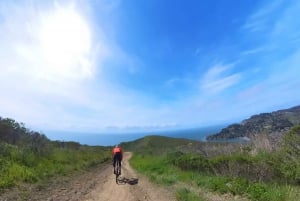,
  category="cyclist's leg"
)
[113,155,117,174]
[119,160,121,175]
[118,159,121,175]
[118,154,122,174]
[117,154,121,175]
